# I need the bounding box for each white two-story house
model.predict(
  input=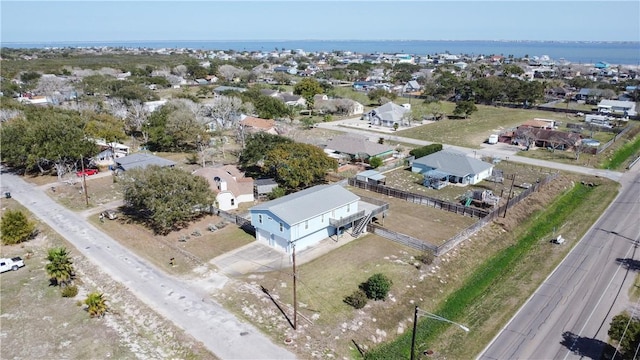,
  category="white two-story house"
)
[249,184,362,253]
